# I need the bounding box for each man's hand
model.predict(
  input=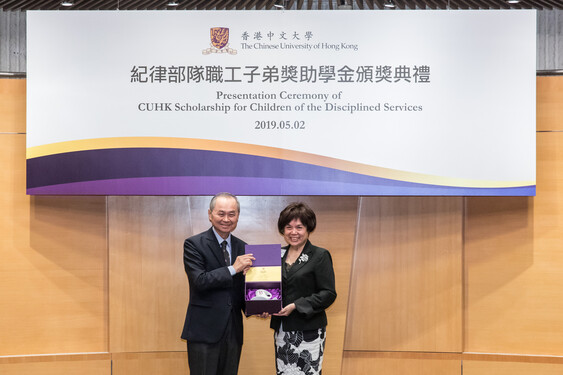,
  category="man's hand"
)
[233,253,255,274]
